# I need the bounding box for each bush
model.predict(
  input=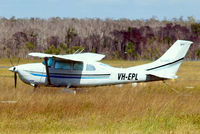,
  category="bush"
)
[191,23,200,36]
[45,45,60,55]
[26,42,34,50]
[125,42,135,54]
